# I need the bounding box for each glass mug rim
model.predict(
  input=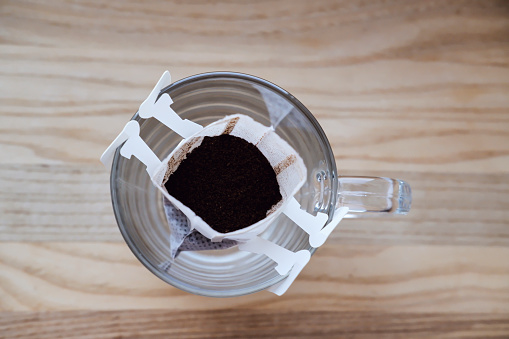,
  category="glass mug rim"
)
[110,71,339,296]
